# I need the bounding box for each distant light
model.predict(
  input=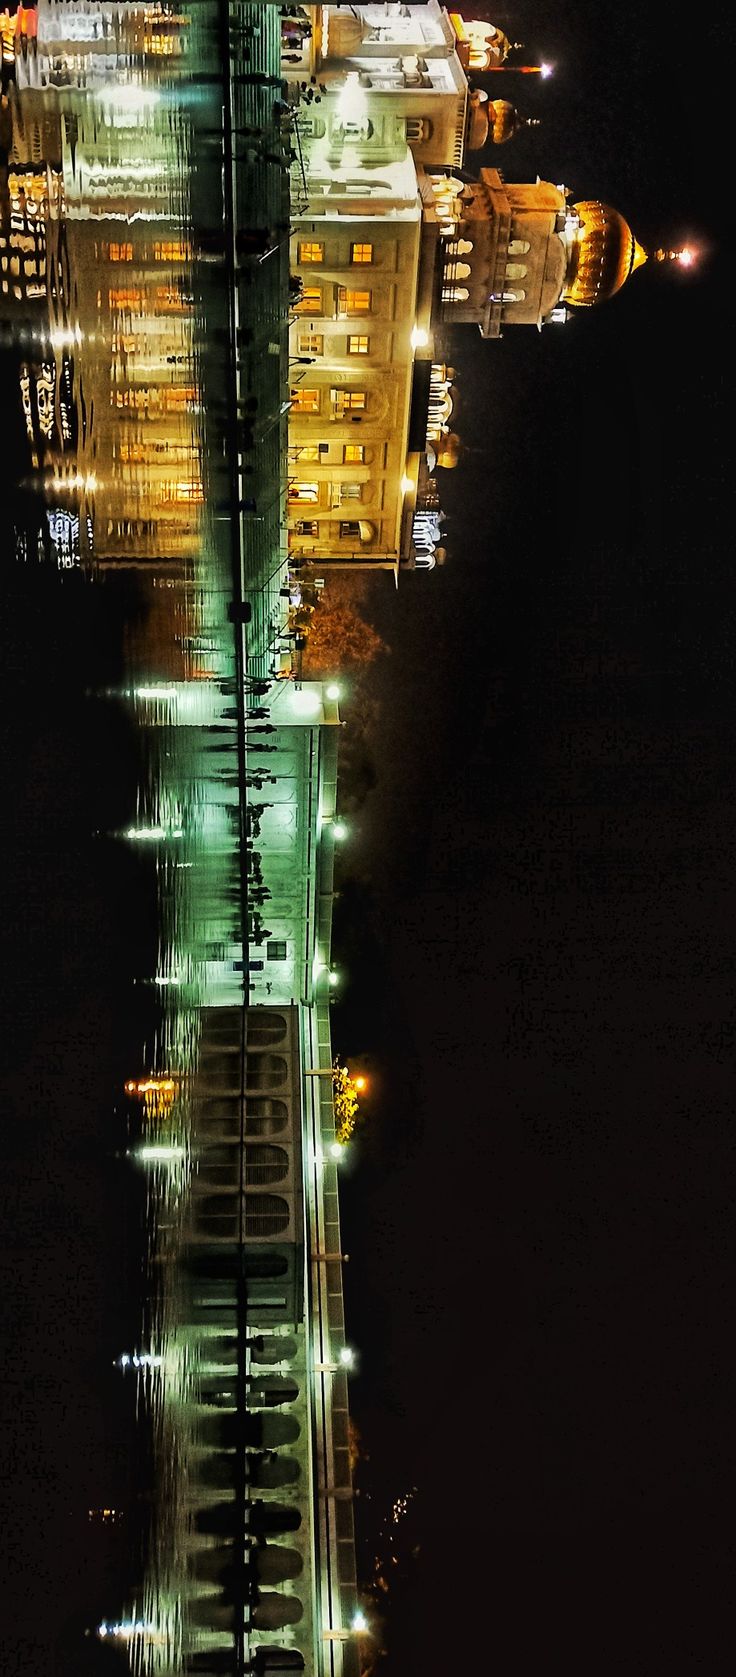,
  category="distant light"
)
[291,687,322,716]
[332,822,348,841]
[329,1141,344,1160]
[540,62,553,78]
[353,1075,367,1092]
[98,83,160,112]
[677,247,695,267]
[339,1346,355,1367]
[135,686,178,701]
[134,1144,185,1164]
[351,1612,369,1633]
[325,682,341,701]
[400,474,413,496]
[410,325,429,350]
[328,971,339,987]
[125,826,167,842]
